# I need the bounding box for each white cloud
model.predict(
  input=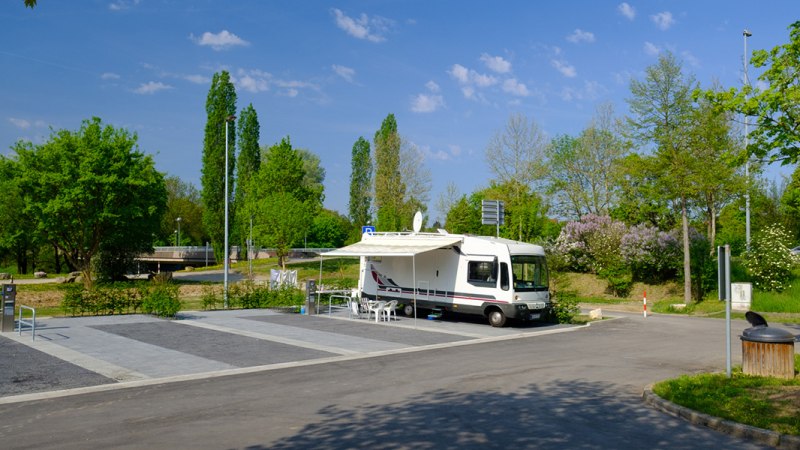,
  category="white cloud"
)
[560,80,607,102]
[108,0,140,11]
[551,59,577,78]
[332,64,356,82]
[643,41,661,56]
[681,50,700,67]
[448,144,462,157]
[502,78,529,97]
[411,93,444,113]
[448,63,498,99]
[651,11,675,31]
[9,117,31,129]
[134,81,172,94]
[191,30,250,51]
[618,2,635,20]
[100,72,120,80]
[234,69,271,93]
[425,80,440,92]
[183,74,210,84]
[331,8,391,43]
[479,53,511,73]
[566,29,595,44]
[449,64,470,84]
